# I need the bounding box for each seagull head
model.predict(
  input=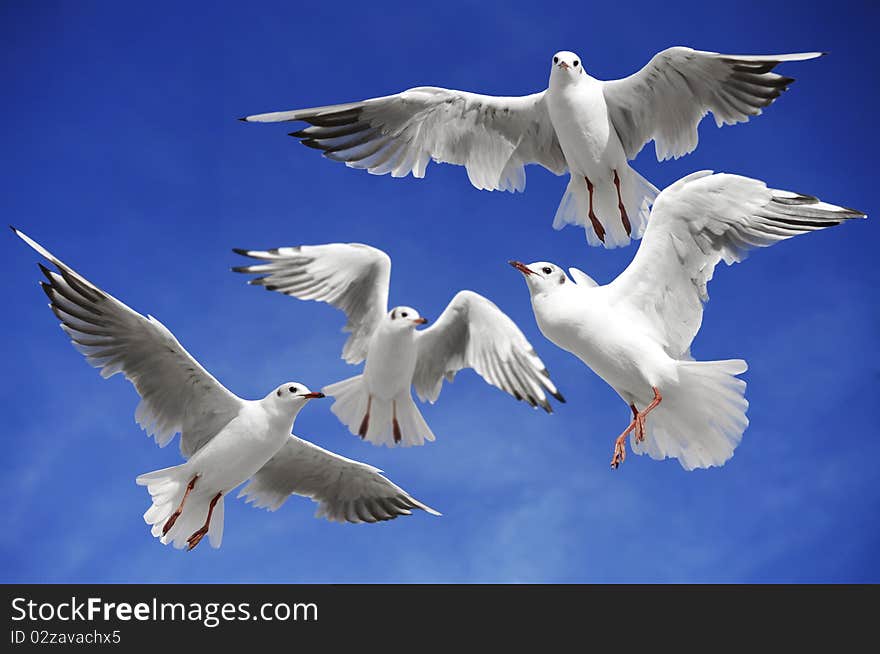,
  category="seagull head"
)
[388,306,428,330]
[509,260,569,296]
[269,382,325,412]
[549,51,584,84]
